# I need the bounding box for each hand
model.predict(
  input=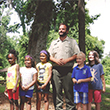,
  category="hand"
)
[41,84,46,89]
[37,86,41,90]
[102,88,106,93]
[12,87,17,93]
[55,59,64,66]
[73,79,77,84]
[77,79,82,84]
[60,59,67,65]
[22,86,29,91]
[5,87,7,92]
